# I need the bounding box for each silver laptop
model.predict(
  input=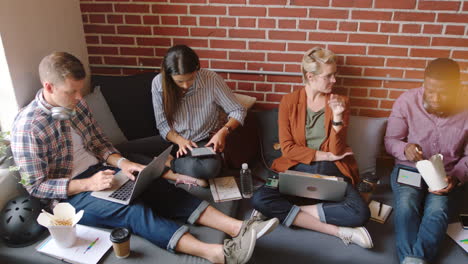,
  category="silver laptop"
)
[279,170,347,202]
[91,146,172,205]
